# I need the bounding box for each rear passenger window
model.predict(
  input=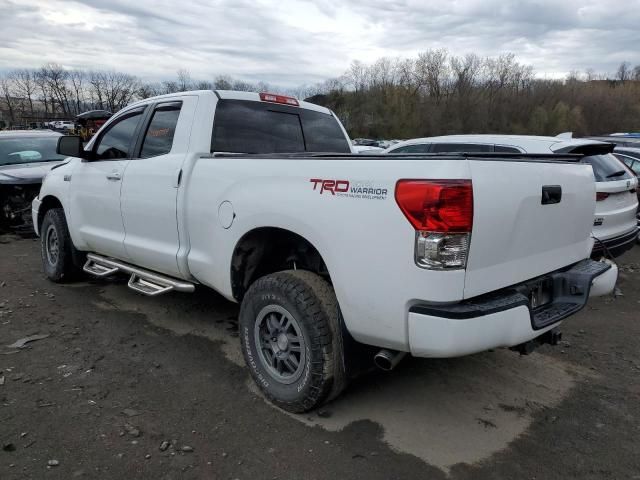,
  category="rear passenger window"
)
[494,145,521,153]
[211,99,350,154]
[213,101,304,153]
[431,143,492,153]
[140,103,182,158]
[390,144,431,153]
